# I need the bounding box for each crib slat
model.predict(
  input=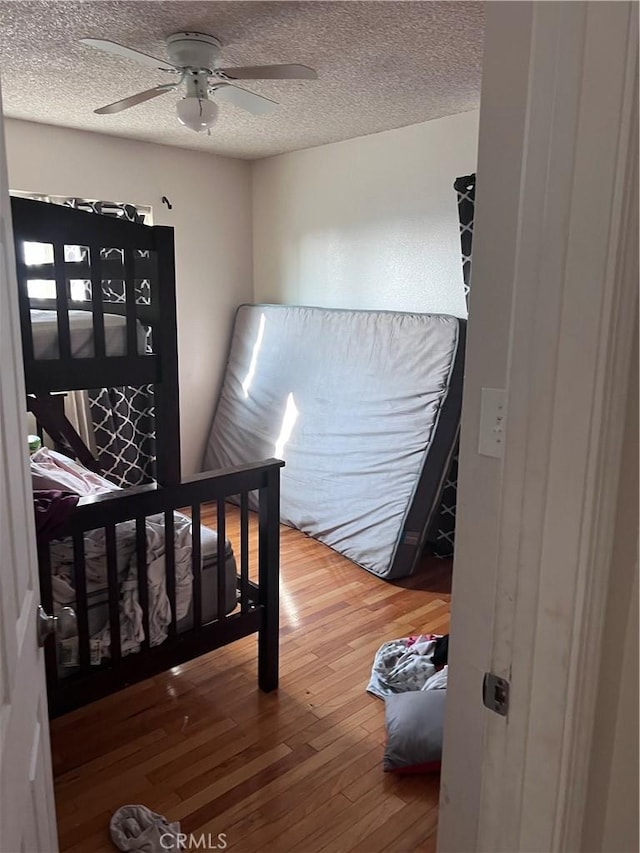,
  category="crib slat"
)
[37,542,58,690]
[217,500,227,621]
[191,504,202,630]
[16,244,35,363]
[240,493,250,613]
[124,248,138,356]
[105,525,121,663]
[89,243,106,358]
[72,532,90,673]
[258,468,281,691]
[136,517,149,651]
[53,241,72,359]
[165,511,177,637]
